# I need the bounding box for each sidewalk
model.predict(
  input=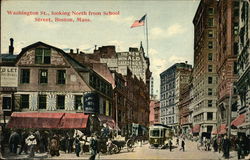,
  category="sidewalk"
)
[215,151,237,160]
